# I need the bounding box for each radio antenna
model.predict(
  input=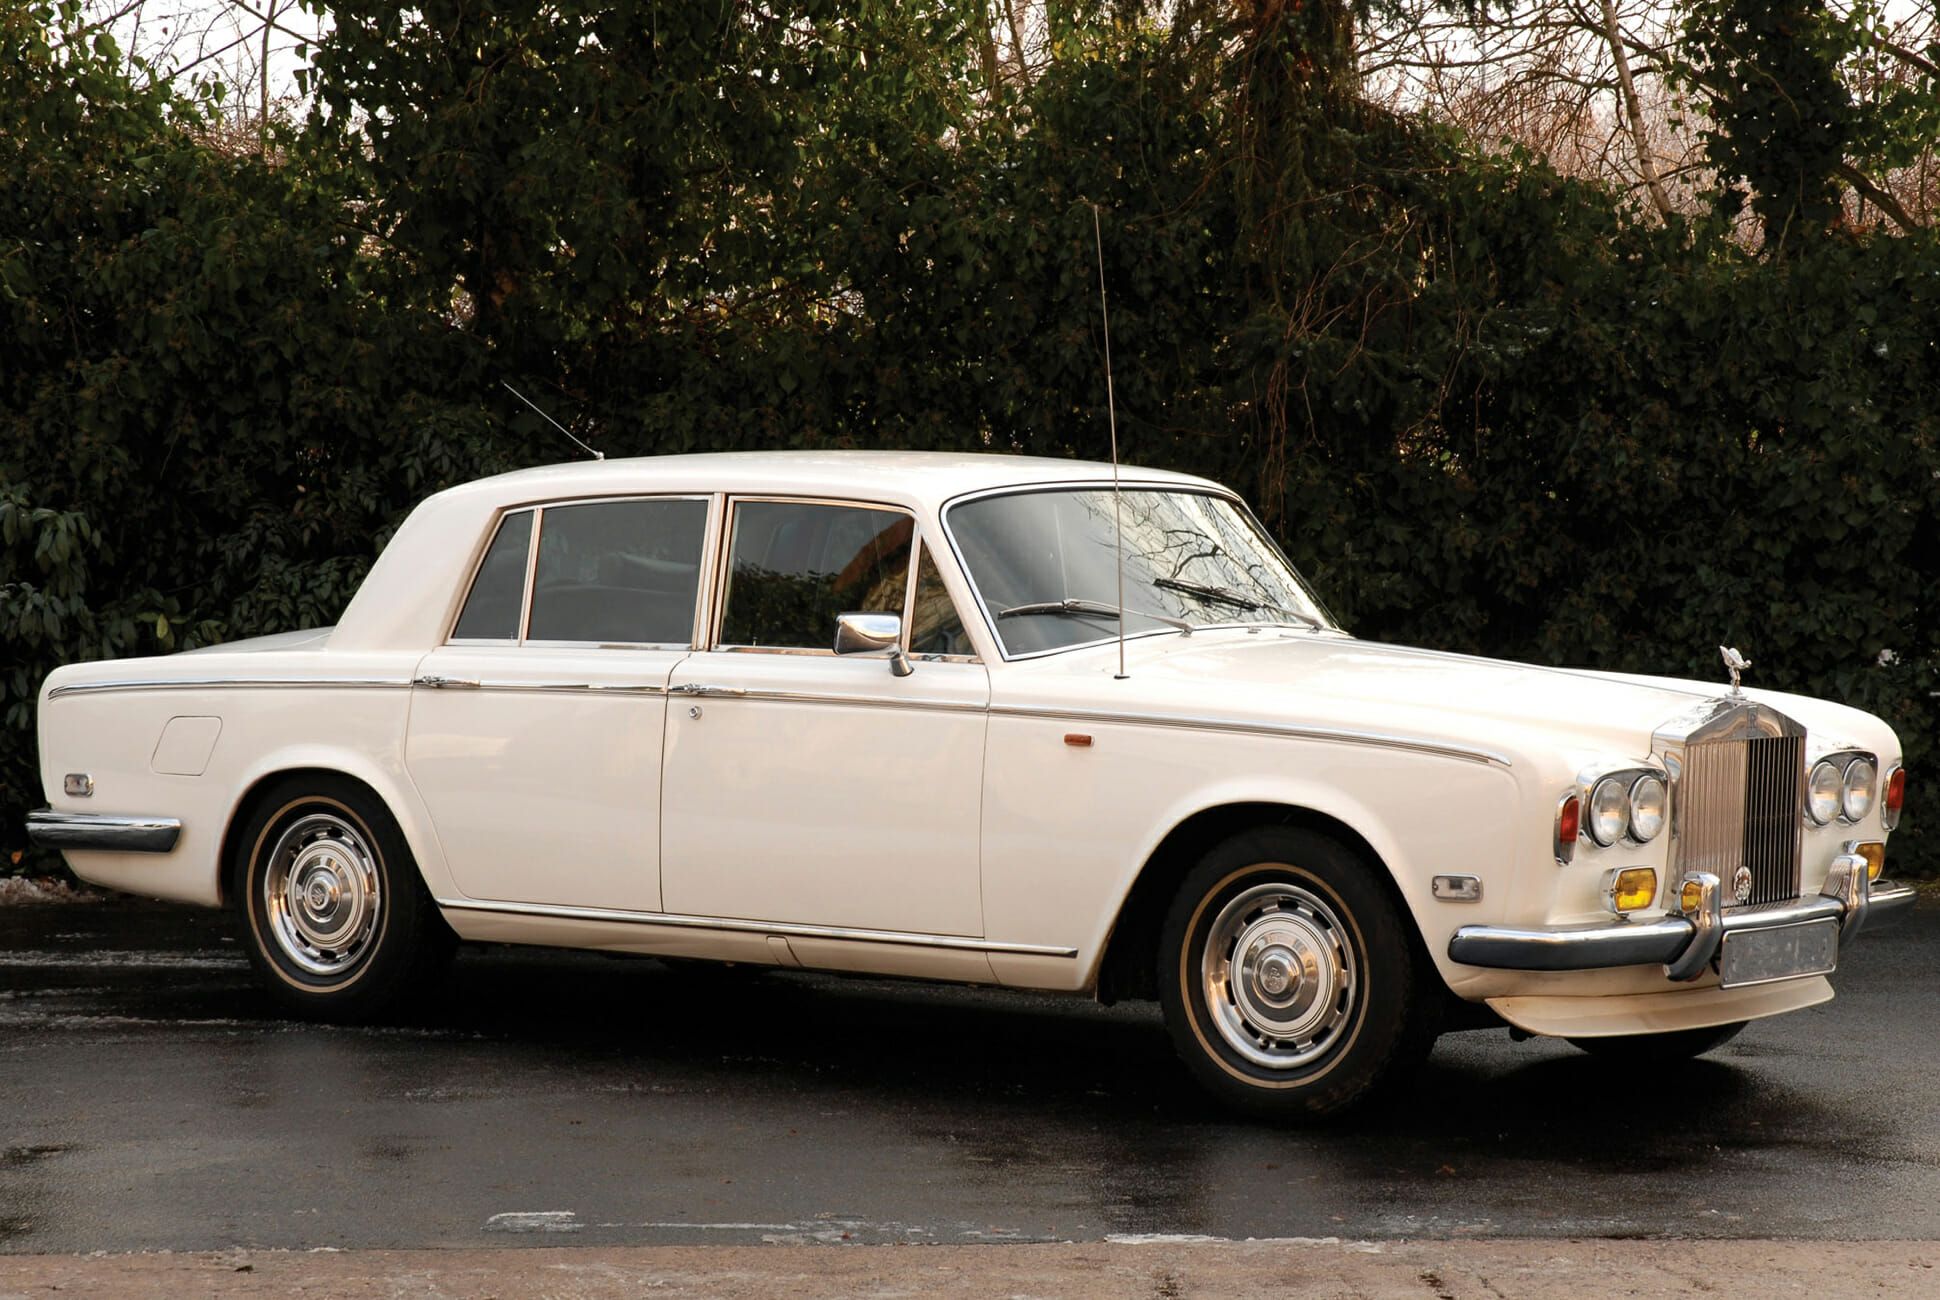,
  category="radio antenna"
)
[502,380,605,461]
[1092,203,1128,681]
